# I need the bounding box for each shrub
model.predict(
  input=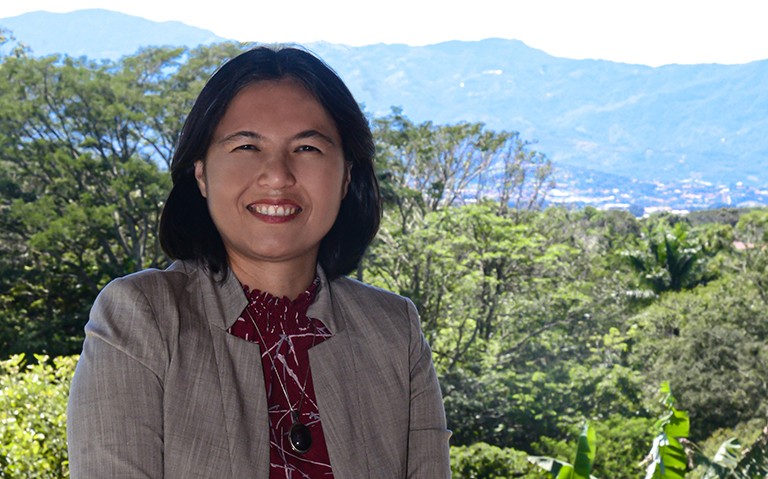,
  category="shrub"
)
[451,442,548,478]
[0,354,76,478]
